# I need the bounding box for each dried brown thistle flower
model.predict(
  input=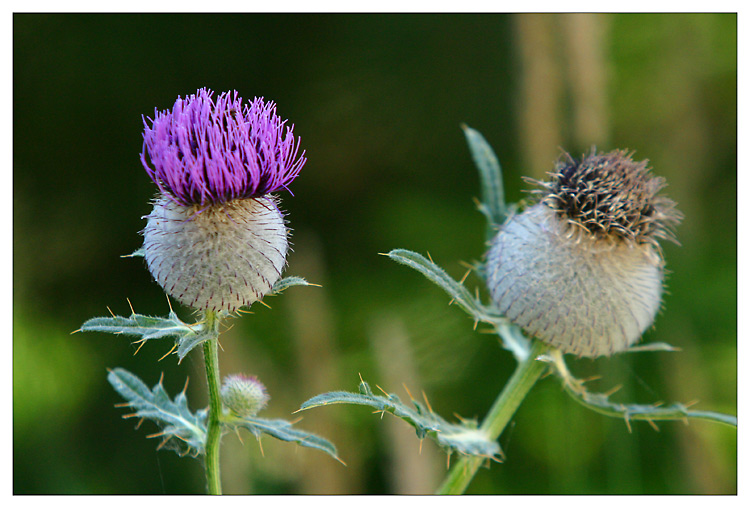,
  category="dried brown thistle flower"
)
[486,150,682,357]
